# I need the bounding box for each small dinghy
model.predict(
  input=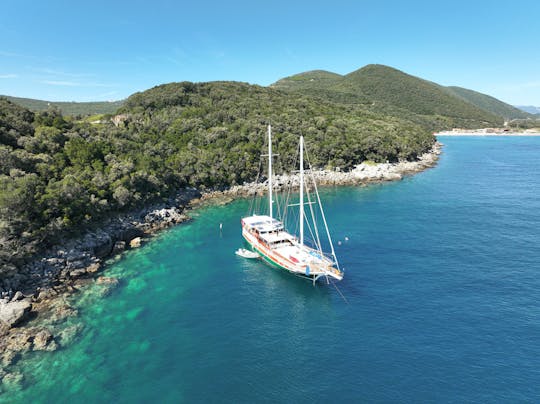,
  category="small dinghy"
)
[235,248,259,259]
